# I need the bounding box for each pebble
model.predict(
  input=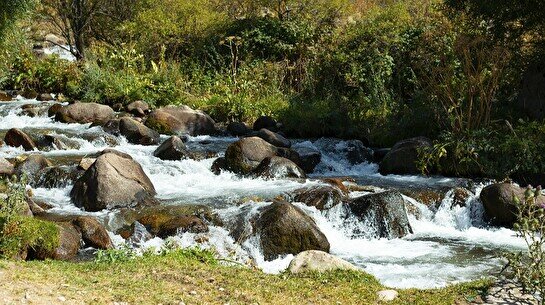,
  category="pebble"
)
[377,289,398,302]
[58,296,66,302]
